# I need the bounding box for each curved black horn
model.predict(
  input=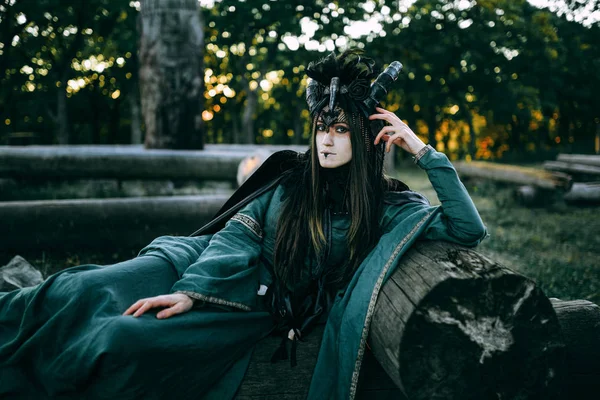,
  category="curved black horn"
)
[328,77,340,112]
[363,61,403,110]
